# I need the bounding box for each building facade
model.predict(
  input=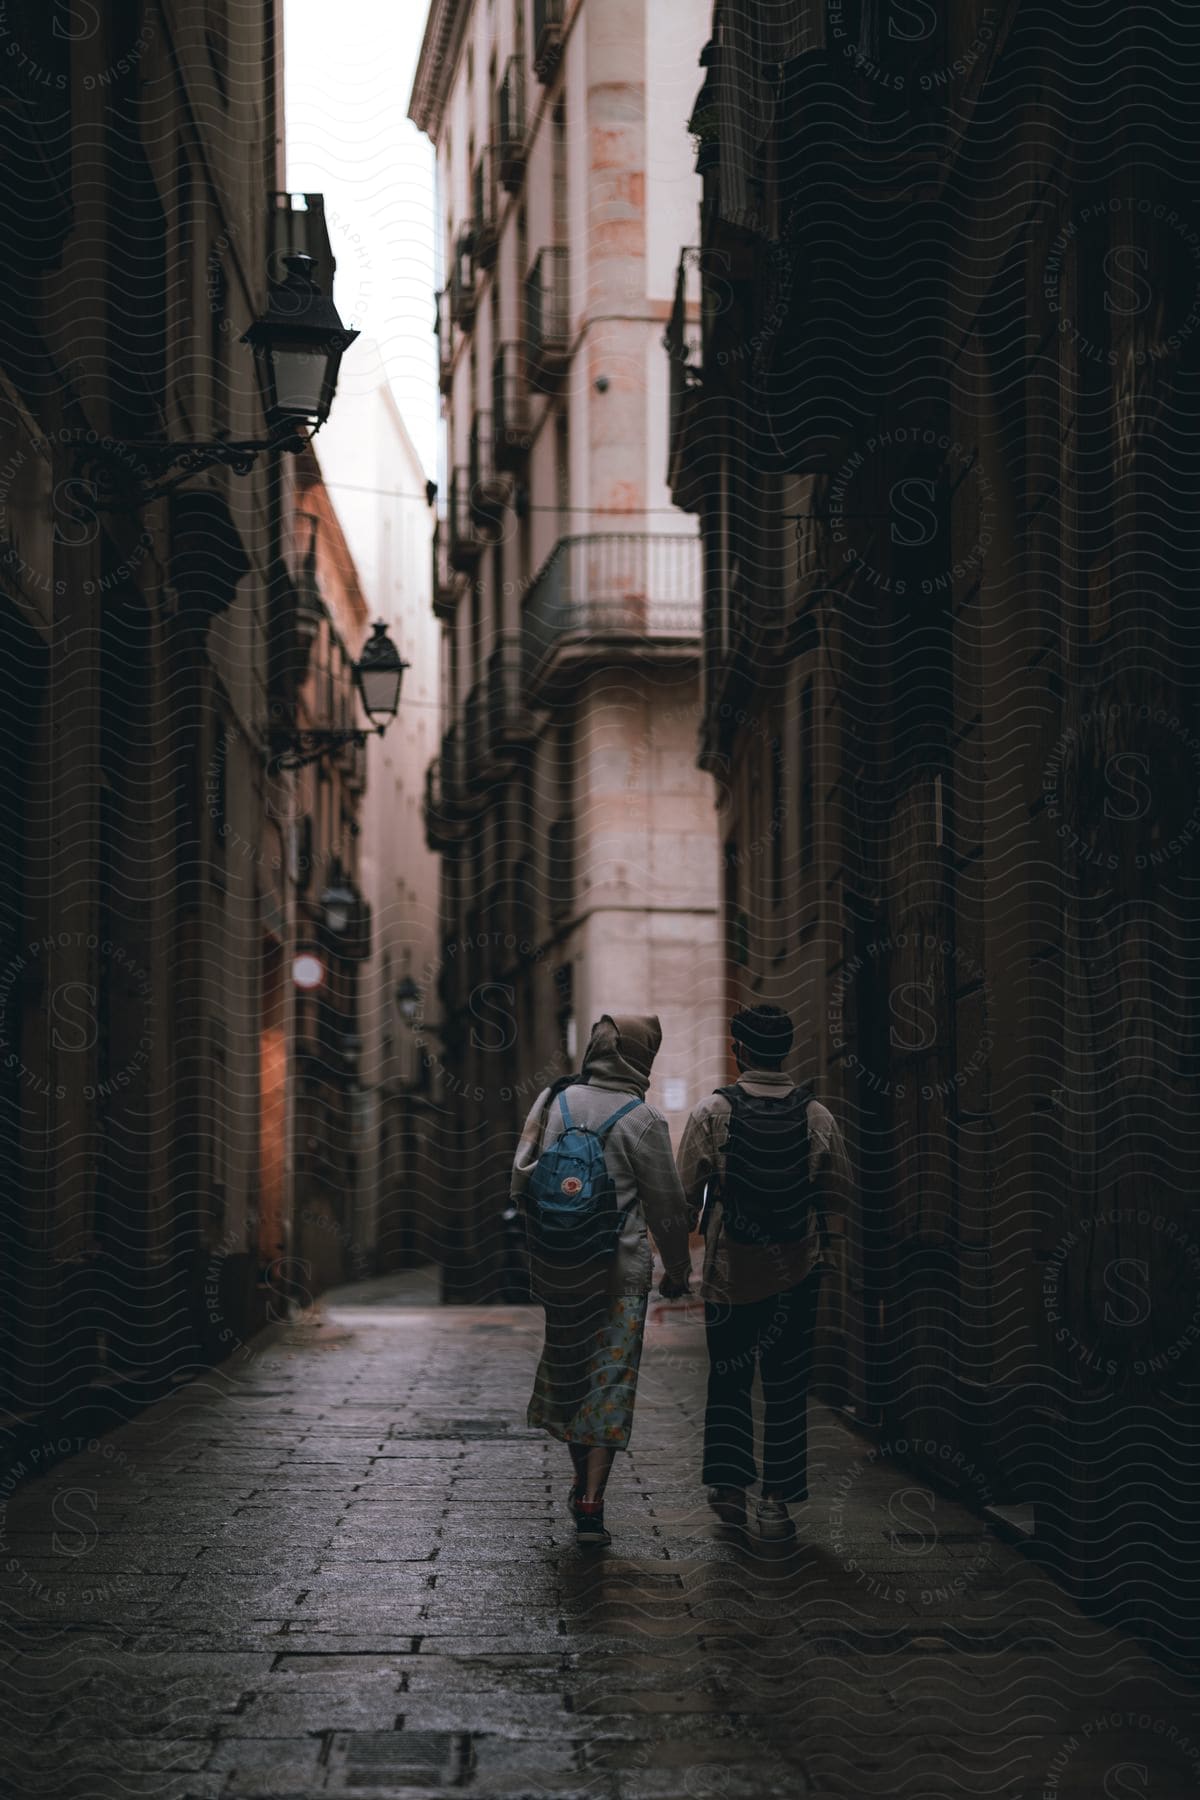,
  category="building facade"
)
[283,451,373,1299]
[0,3,371,1425]
[410,0,722,1301]
[316,384,443,1277]
[670,0,1200,1656]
